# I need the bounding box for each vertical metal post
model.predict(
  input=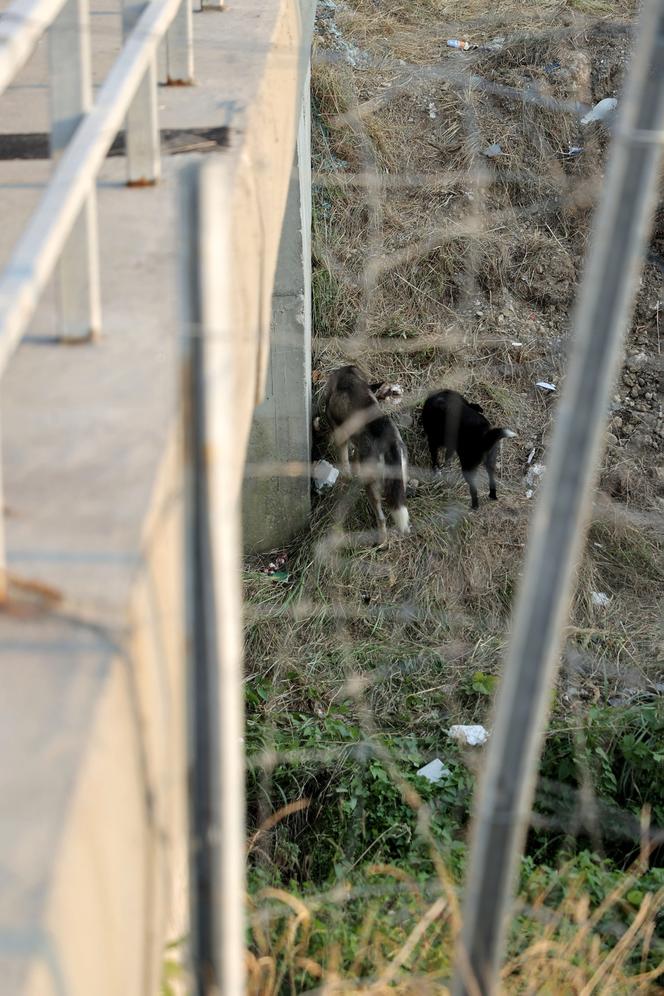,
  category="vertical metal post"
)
[0,413,6,603]
[166,0,193,84]
[48,0,101,340]
[123,0,160,185]
[452,3,664,994]
[180,159,246,996]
